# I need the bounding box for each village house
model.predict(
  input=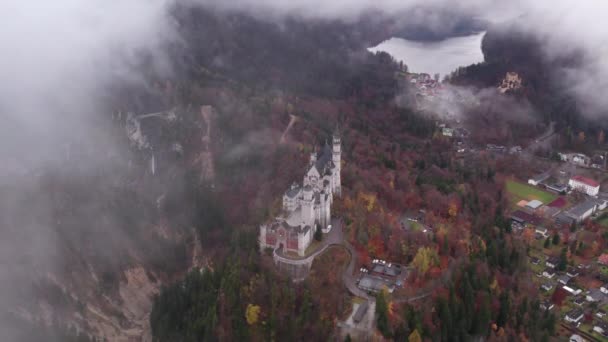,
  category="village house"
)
[569,175,600,196]
[560,153,591,167]
[573,296,586,307]
[586,289,604,302]
[259,132,341,256]
[528,172,550,186]
[543,268,556,279]
[536,227,549,238]
[546,183,568,194]
[569,334,585,342]
[565,199,599,222]
[564,286,583,296]
[541,283,553,291]
[530,256,540,265]
[540,300,554,311]
[601,283,608,294]
[546,256,559,269]
[558,275,572,286]
[566,267,580,278]
[565,309,585,324]
[596,309,607,318]
[594,322,608,337]
[594,196,608,211]
[511,210,542,226]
